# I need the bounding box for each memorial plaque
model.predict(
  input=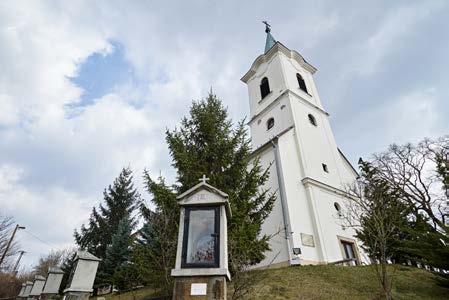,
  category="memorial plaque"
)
[190,283,207,296]
[301,233,315,247]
